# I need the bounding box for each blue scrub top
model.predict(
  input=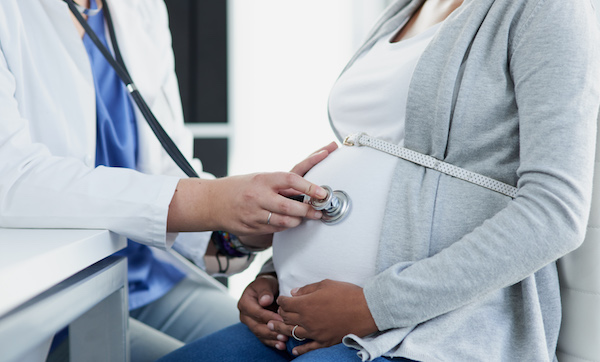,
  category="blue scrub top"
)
[82,0,185,310]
